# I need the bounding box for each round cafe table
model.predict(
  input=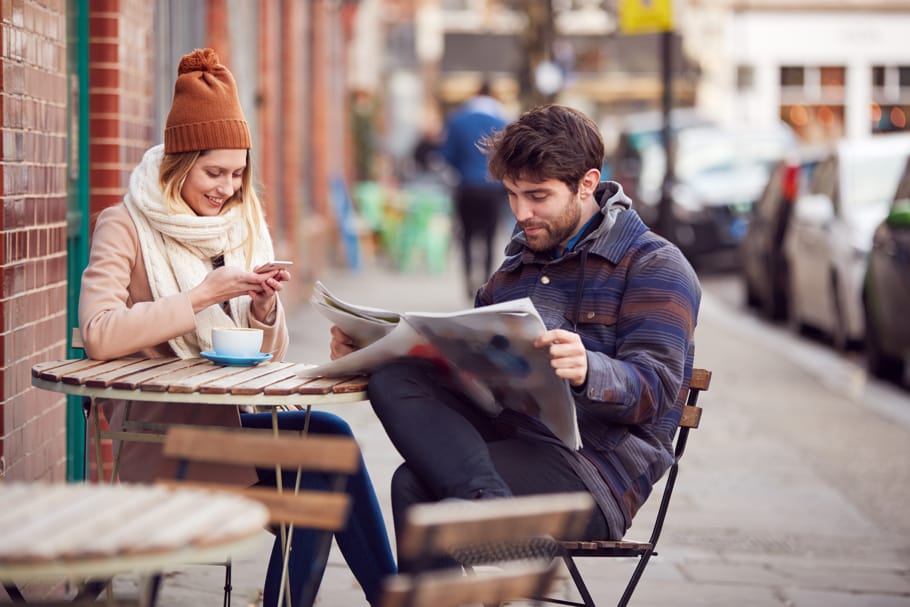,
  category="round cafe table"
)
[30,356,368,480]
[0,482,268,605]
